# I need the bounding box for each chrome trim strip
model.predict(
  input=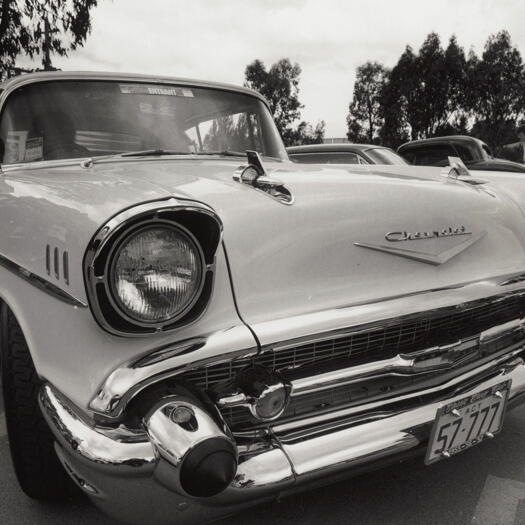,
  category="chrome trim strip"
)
[0,252,87,307]
[89,325,258,419]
